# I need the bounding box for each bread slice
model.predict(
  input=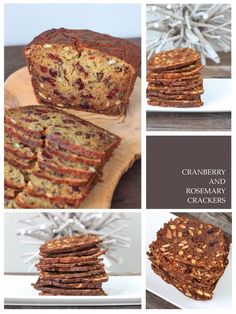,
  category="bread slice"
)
[46,123,121,159]
[26,173,97,205]
[15,190,72,209]
[5,150,35,170]
[5,105,120,208]
[45,141,102,166]
[37,150,99,178]
[5,123,42,148]
[5,105,83,137]
[33,166,94,186]
[23,28,140,116]
[4,197,17,209]
[5,133,36,160]
[5,105,59,137]
[4,161,26,189]
[4,186,20,199]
